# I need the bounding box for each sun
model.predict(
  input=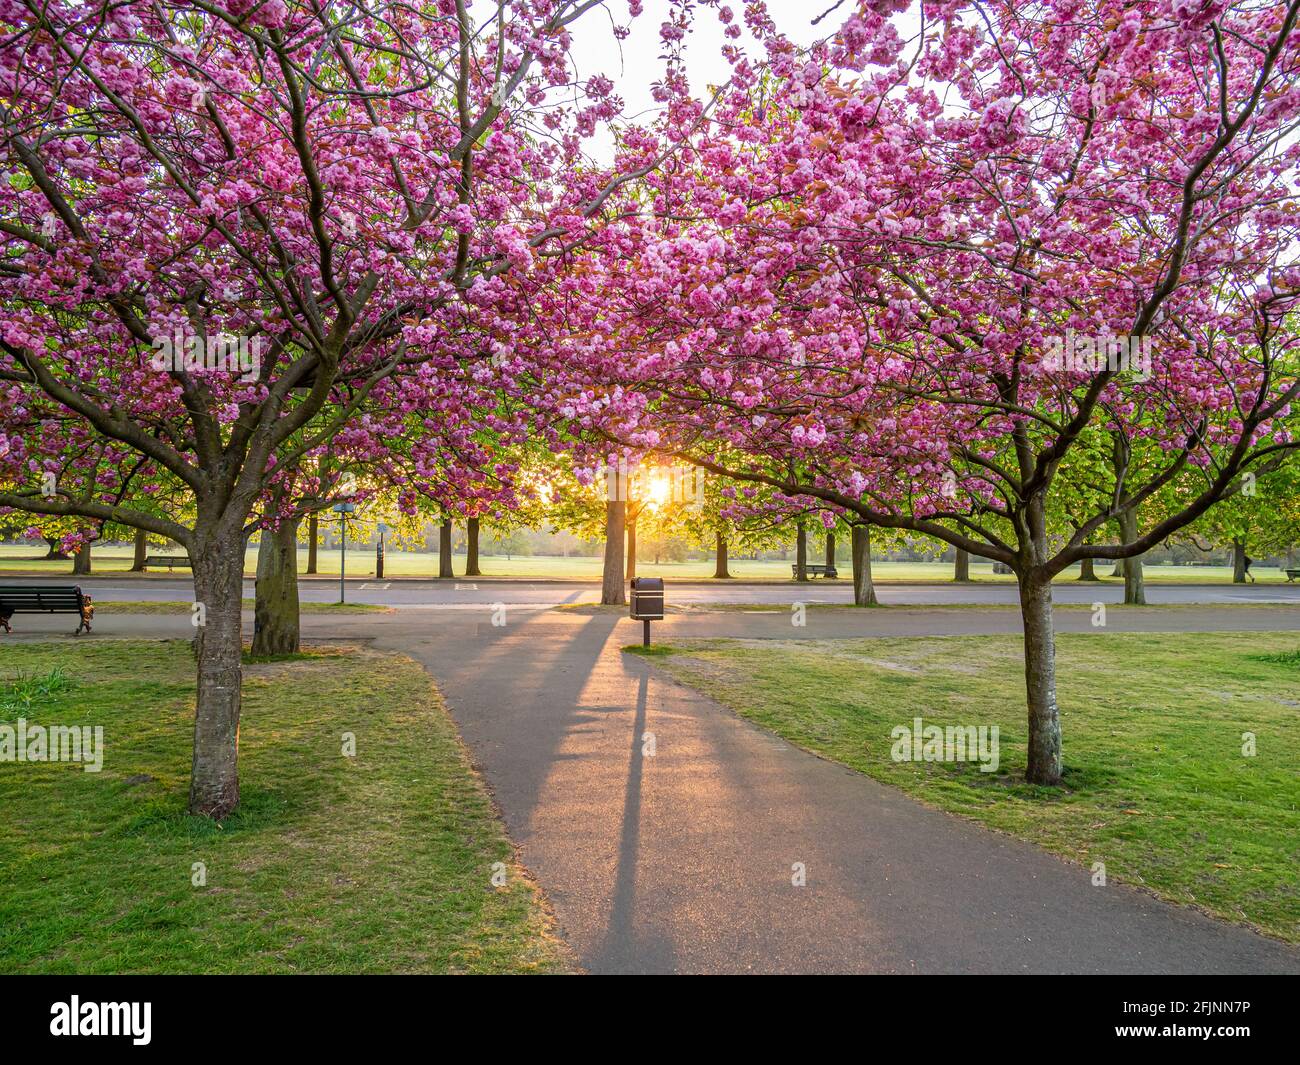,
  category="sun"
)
[643,469,671,509]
